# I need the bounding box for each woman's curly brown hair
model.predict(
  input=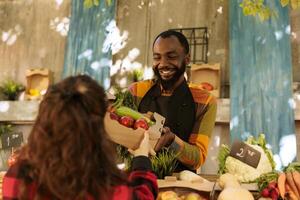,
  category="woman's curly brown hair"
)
[17,75,126,199]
